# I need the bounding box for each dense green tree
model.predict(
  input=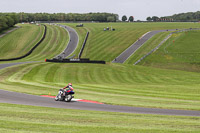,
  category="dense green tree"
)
[0,16,8,32]
[146,16,152,21]
[122,15,127,21]
[128,16,134,22]
[5,16,14,27]
[107,16,115,22]
[152,16,159,22]
[7,13,19,24]
[162,11,200,22]
[0,14,16,32]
